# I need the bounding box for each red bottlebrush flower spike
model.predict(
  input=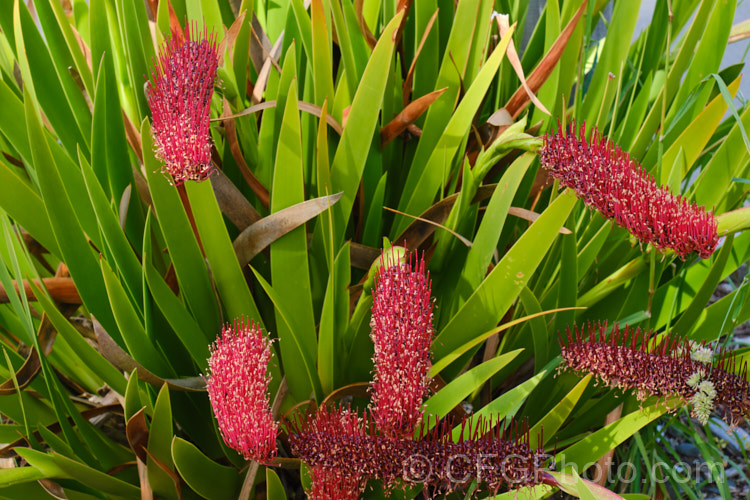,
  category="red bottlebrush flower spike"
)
[289,405,549,497]
[559,322,750,425]
[146,24,218,185]
[206,318,278,463]
[539,122,718,259]
[369,251,434,438]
